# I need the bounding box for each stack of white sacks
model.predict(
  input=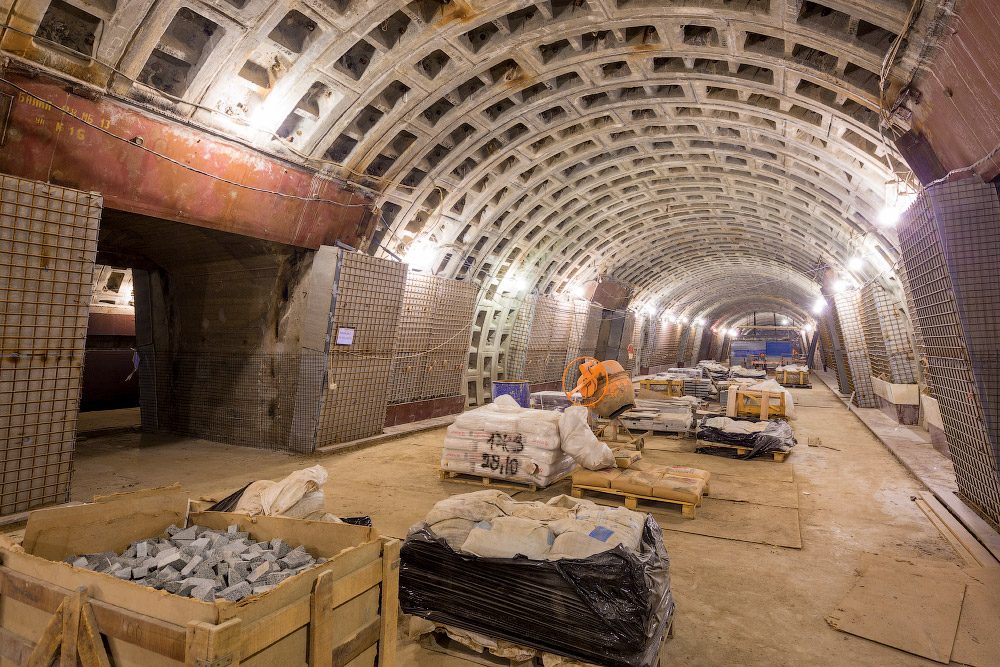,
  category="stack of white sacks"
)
[442,395,615,487]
